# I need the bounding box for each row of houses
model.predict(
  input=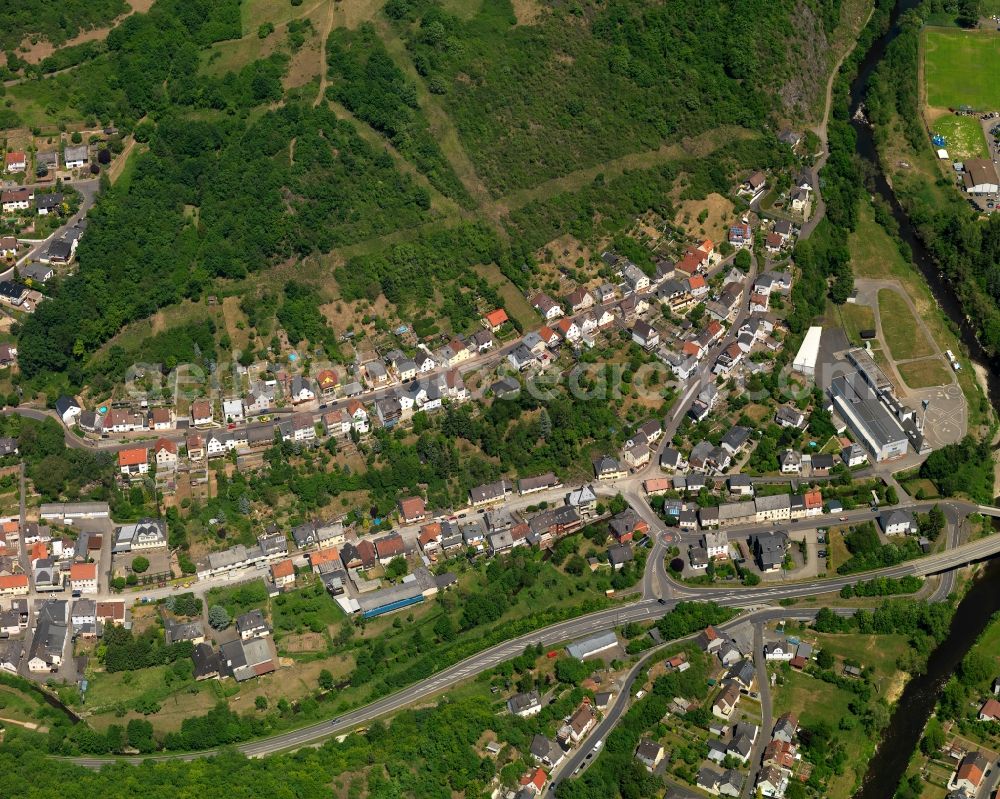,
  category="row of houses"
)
[3,144,89,175]
[0,187,65,216]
